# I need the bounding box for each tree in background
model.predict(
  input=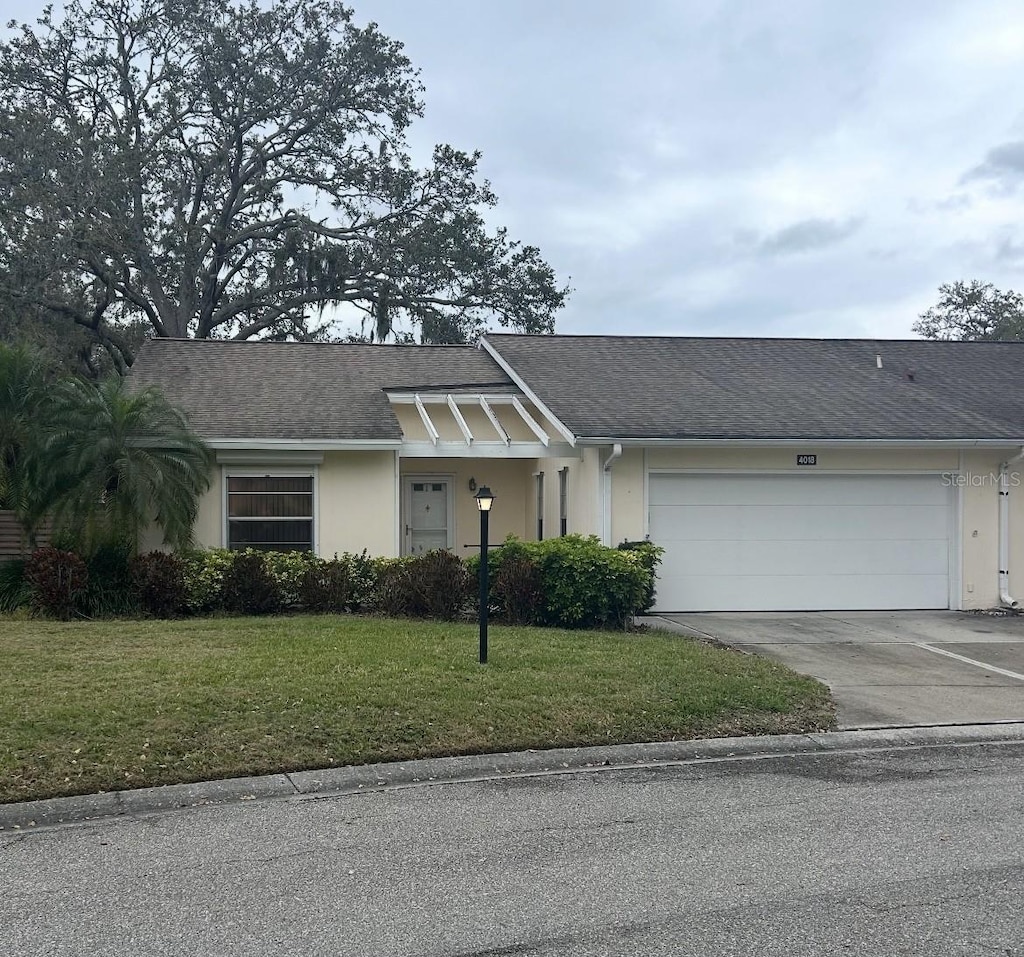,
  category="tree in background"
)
[0,0,567,371]
[0,278,151,376]
[914,280,1024,341]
